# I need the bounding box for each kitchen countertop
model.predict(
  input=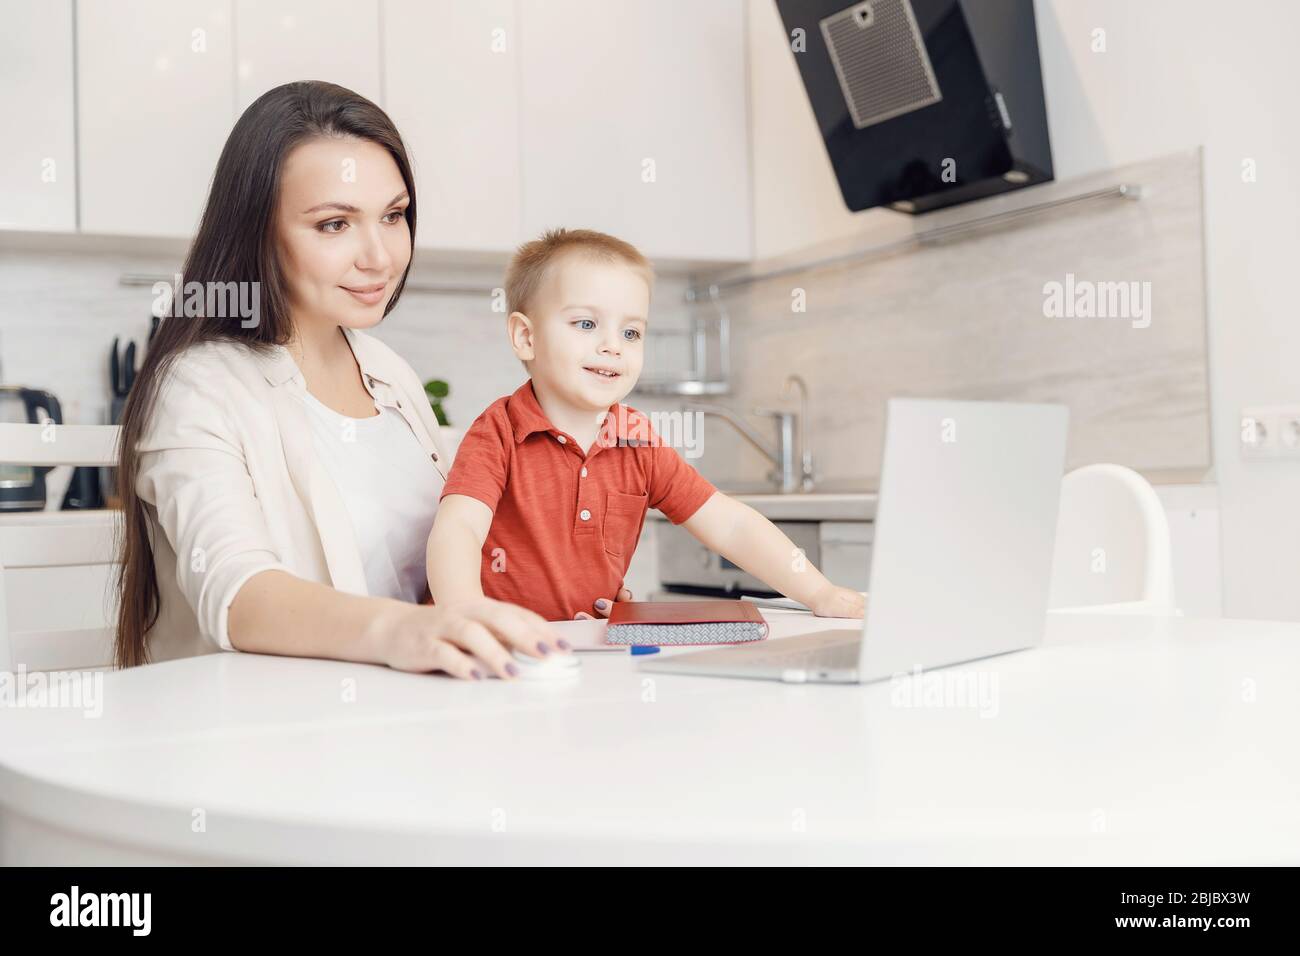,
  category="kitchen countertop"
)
[647,482,1219,524]
[648,492,877,522]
